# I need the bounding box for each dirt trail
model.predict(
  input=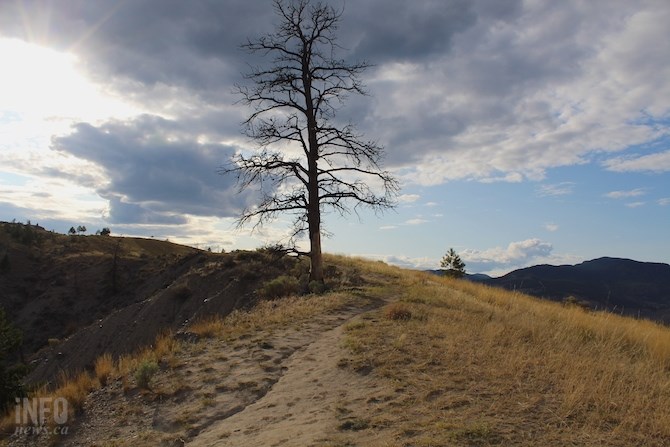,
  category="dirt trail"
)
[189,316,385,447]
[6,291,395,447]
